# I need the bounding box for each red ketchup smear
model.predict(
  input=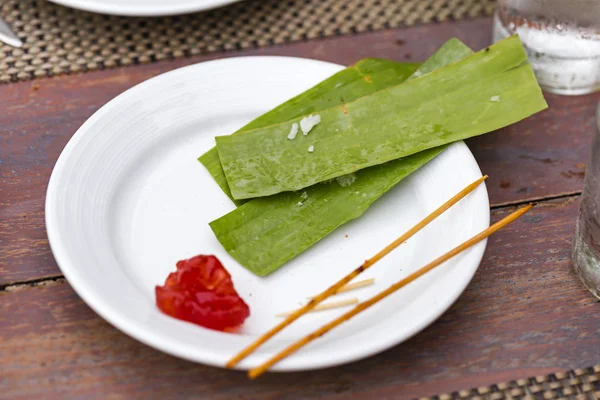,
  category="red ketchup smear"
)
[155,255,250,332]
